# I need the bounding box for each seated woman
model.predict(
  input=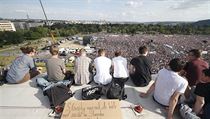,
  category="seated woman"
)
[6,47,40,84]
